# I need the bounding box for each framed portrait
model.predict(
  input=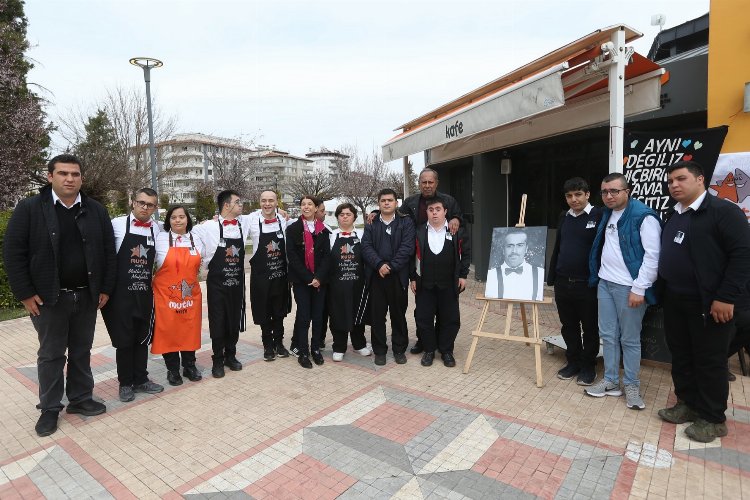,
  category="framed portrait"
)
[484,226,548,301]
